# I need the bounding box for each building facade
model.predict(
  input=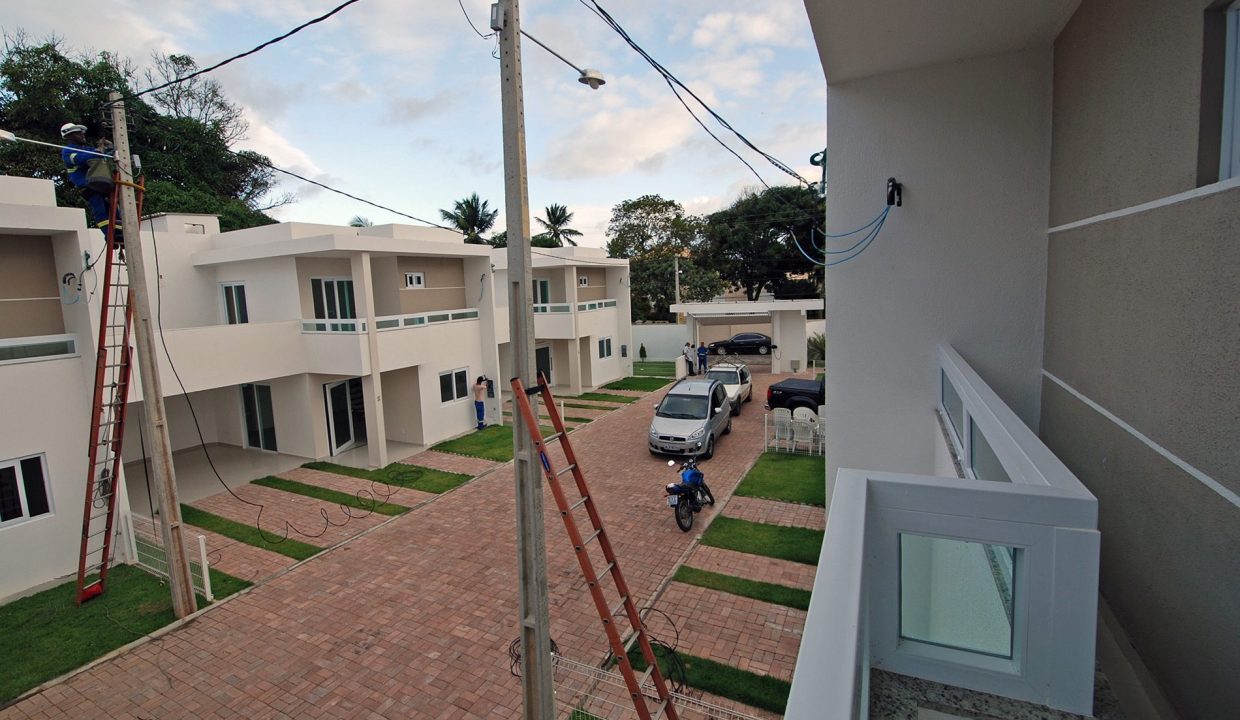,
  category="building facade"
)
[794,1,1238,718]
[0,177,632,601]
